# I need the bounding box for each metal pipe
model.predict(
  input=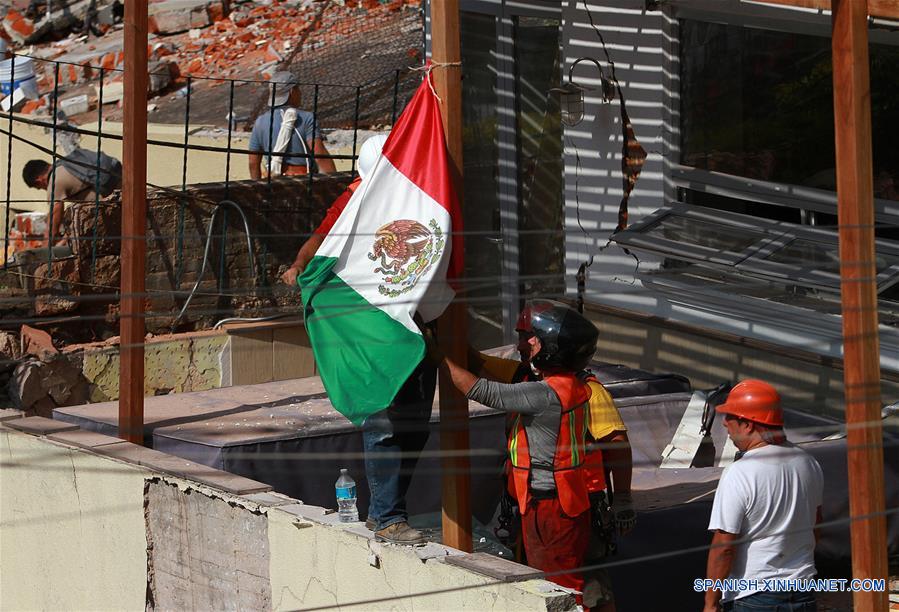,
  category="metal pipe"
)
[3,53,15,271]
[174,199,255,323]
[90,67,105,282]
[46,62,60,264]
